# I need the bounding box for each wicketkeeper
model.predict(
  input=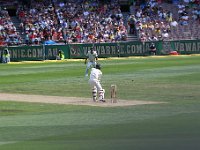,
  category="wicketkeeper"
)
[89,63,105,102]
